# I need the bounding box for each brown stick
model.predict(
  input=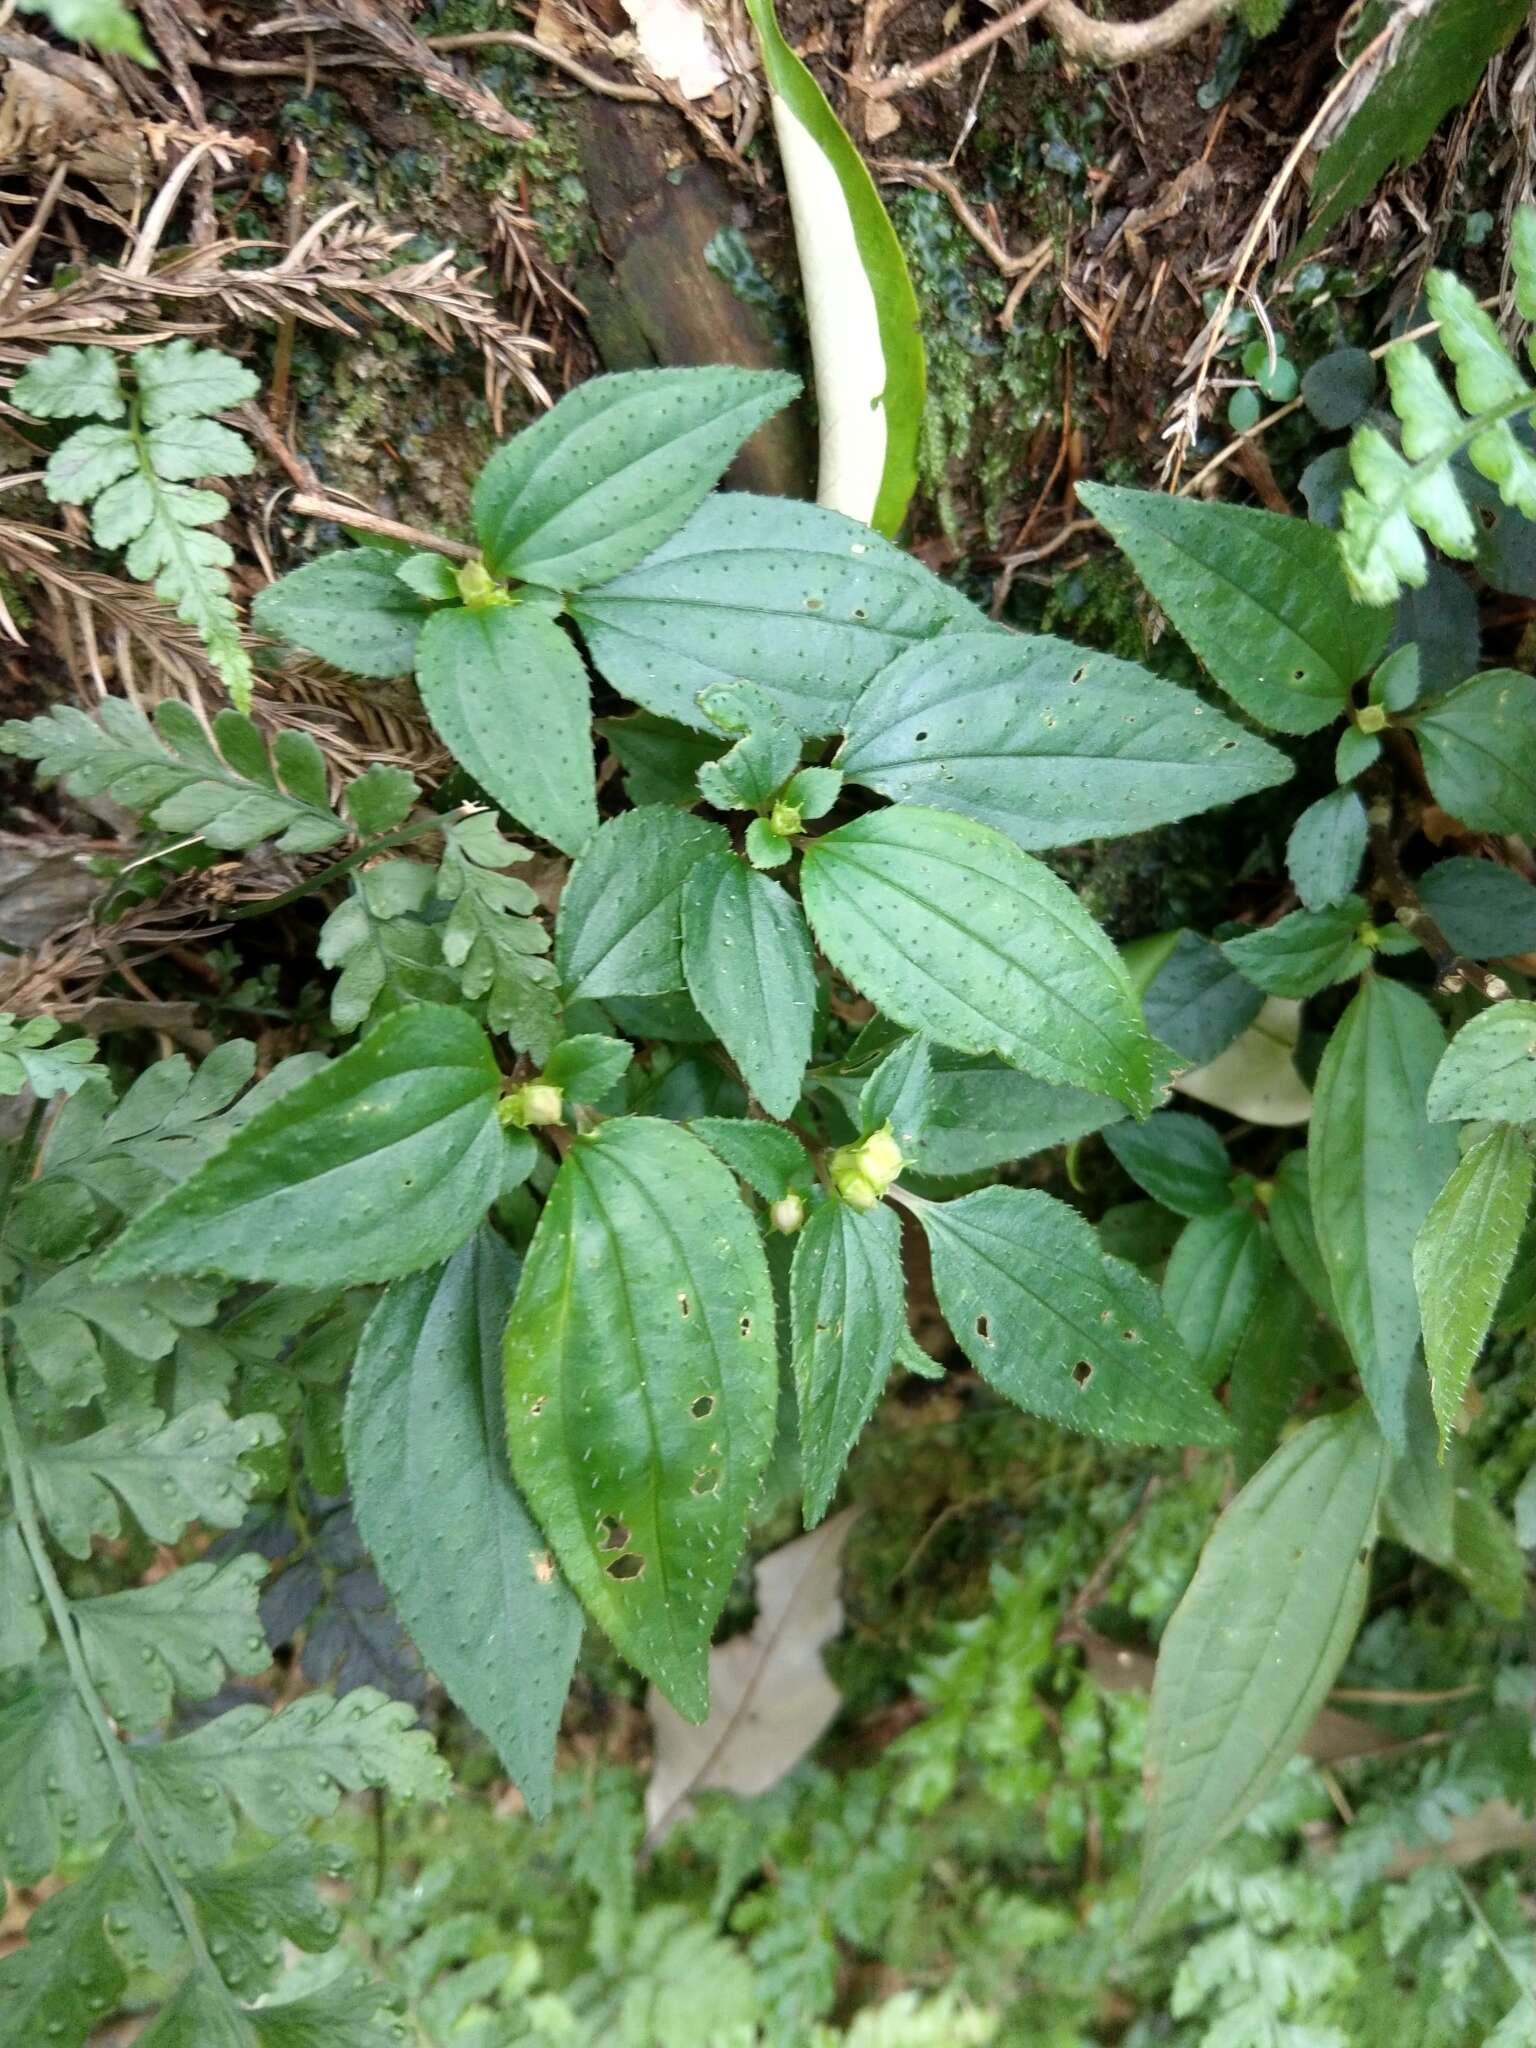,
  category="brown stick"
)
[286,494,475,560]
[861,0,1234,96]
[1364,776,1512,1003]
[860,0,1048,97]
